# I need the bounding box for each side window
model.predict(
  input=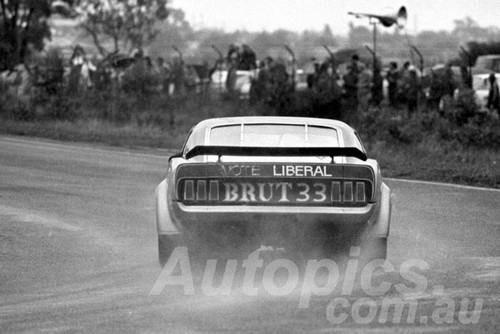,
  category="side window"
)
[182,128,194,155]
[354,131,367,153]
